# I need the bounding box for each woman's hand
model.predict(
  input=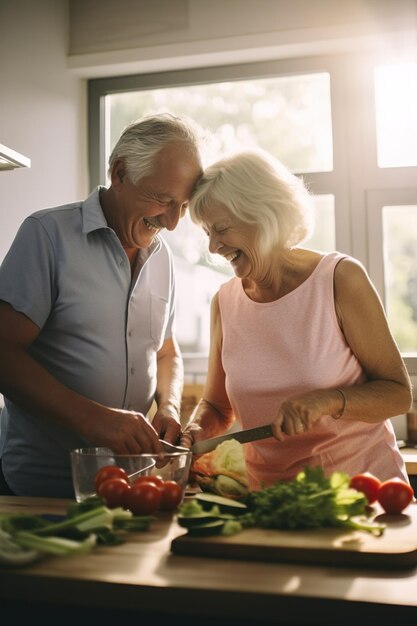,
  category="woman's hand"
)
[180,422,207,449]
[272,390,343,441]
